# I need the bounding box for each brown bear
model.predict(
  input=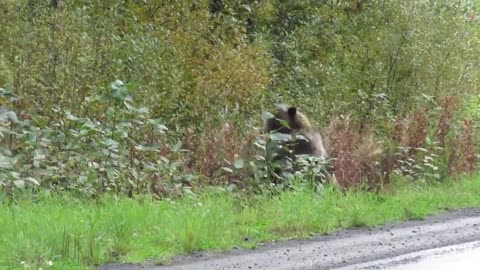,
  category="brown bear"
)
[264,105,328,159]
